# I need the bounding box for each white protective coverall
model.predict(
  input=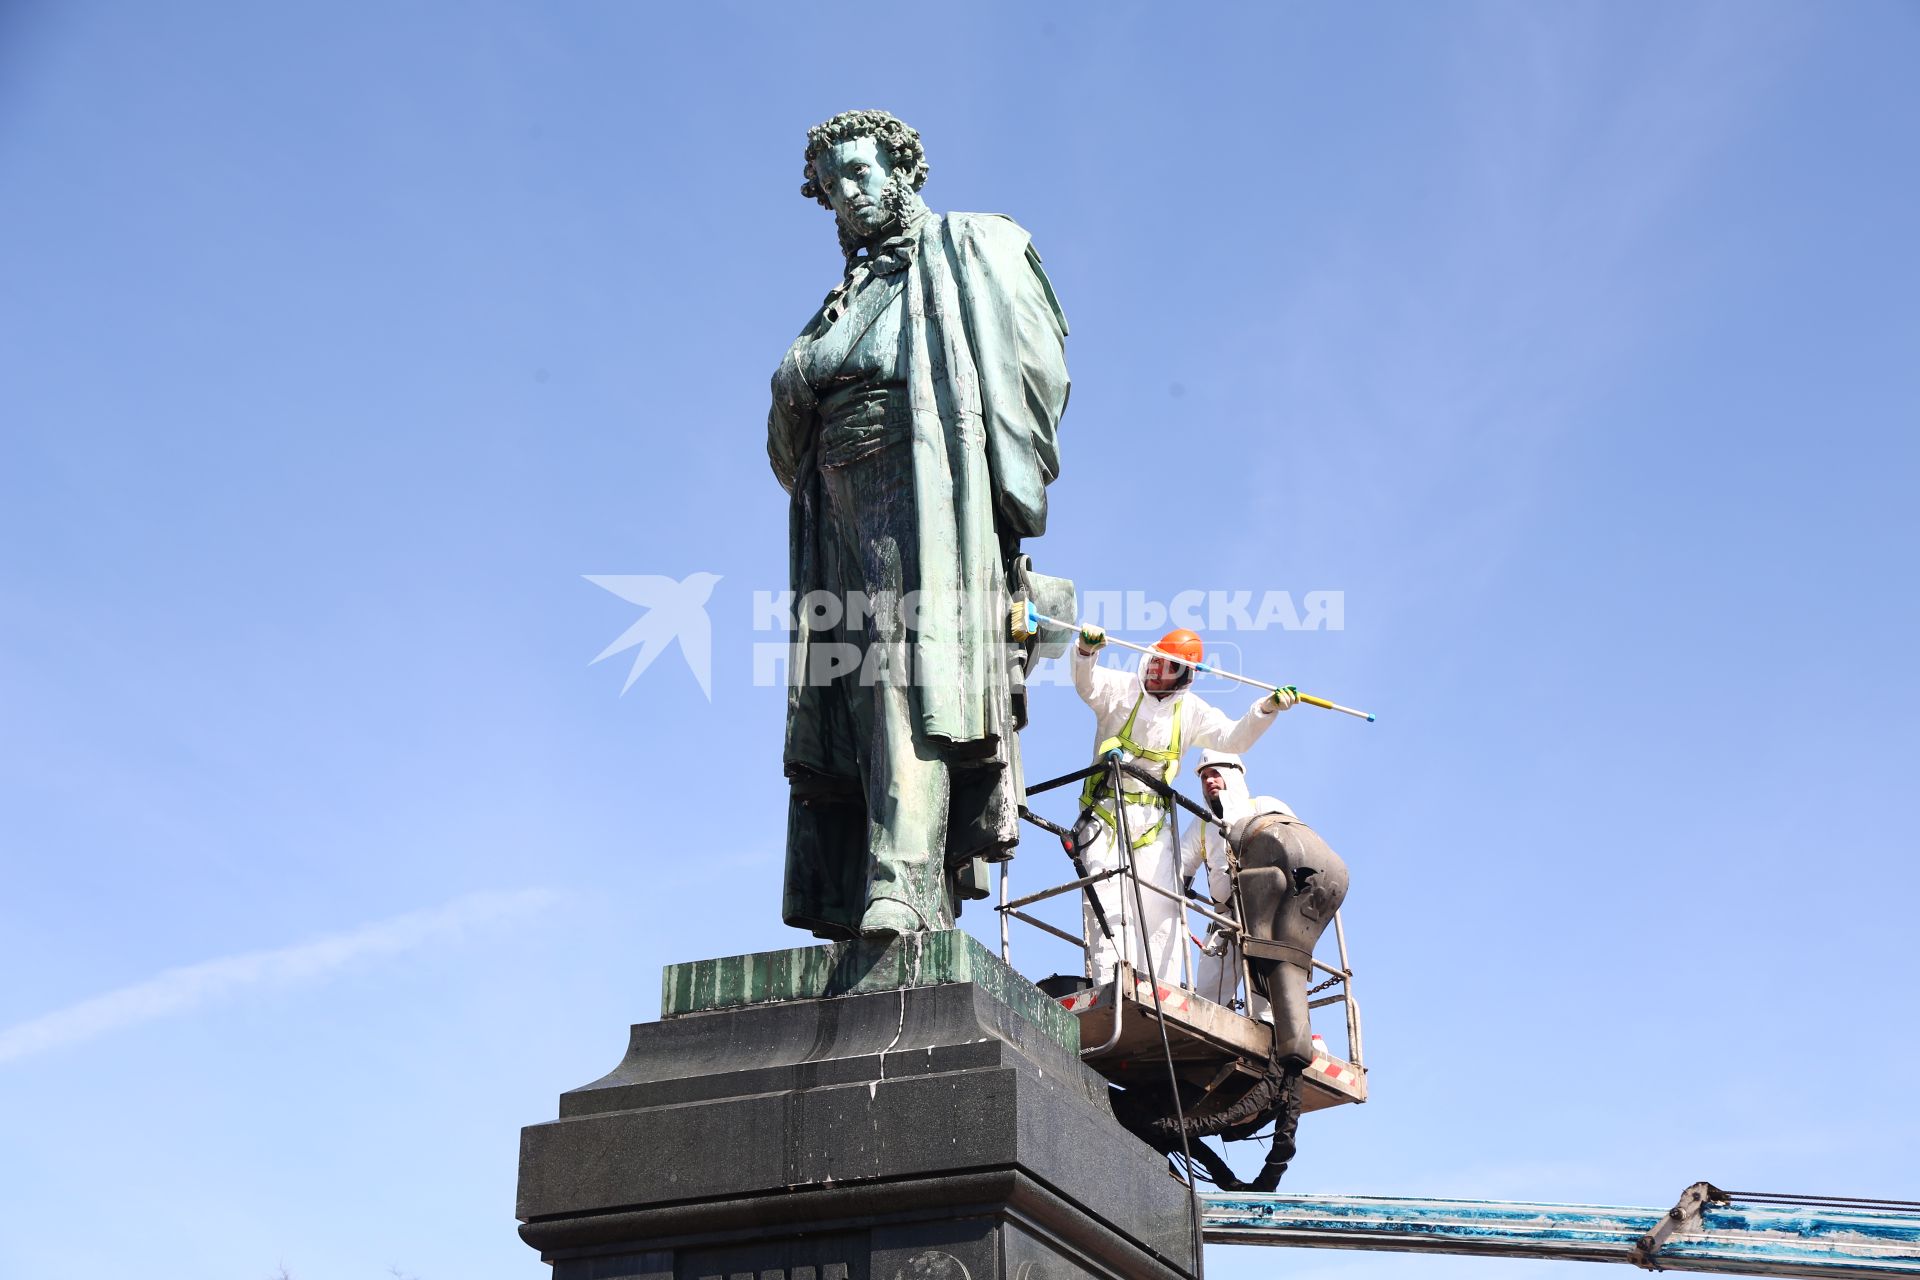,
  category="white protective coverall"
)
[1183,784,1297,1022]
[1071,645,1284,986]
[1180,753,1253,1011]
